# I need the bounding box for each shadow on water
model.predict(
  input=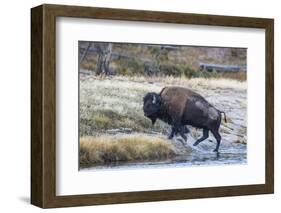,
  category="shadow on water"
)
[172,151,246,165]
